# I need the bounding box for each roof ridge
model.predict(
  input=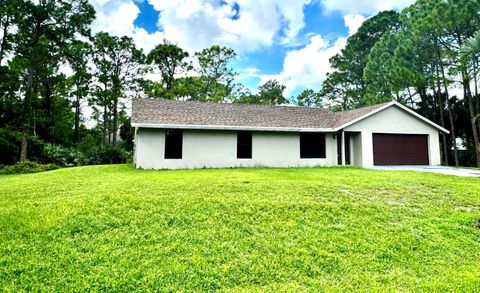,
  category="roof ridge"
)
[135,97,333,112]
[337,101,393,113]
